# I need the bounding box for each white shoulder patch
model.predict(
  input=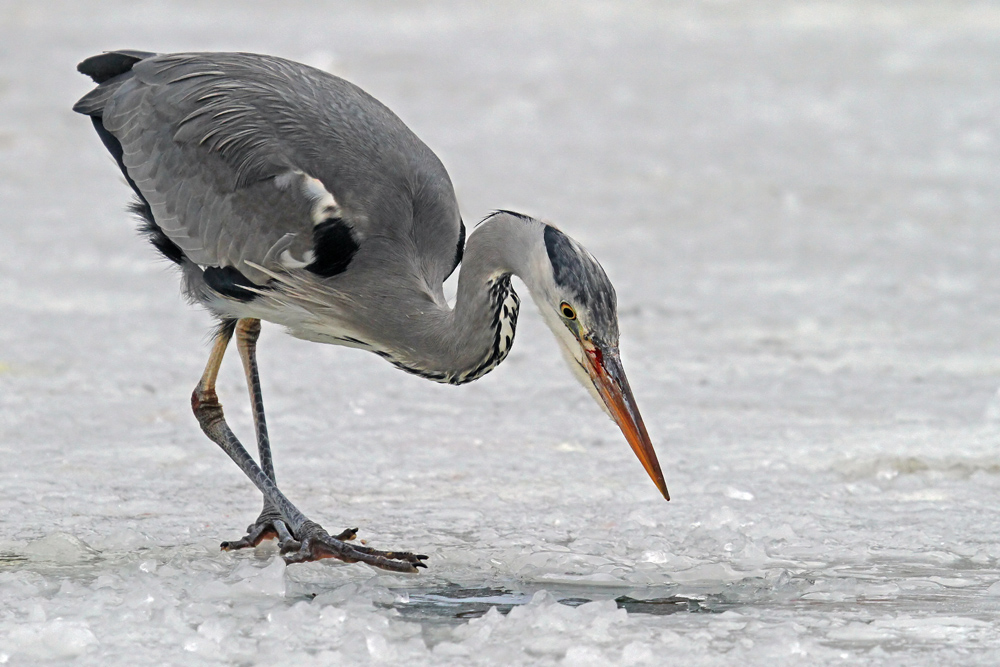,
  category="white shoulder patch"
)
[275,169,342,226]
[300,174,339,225]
